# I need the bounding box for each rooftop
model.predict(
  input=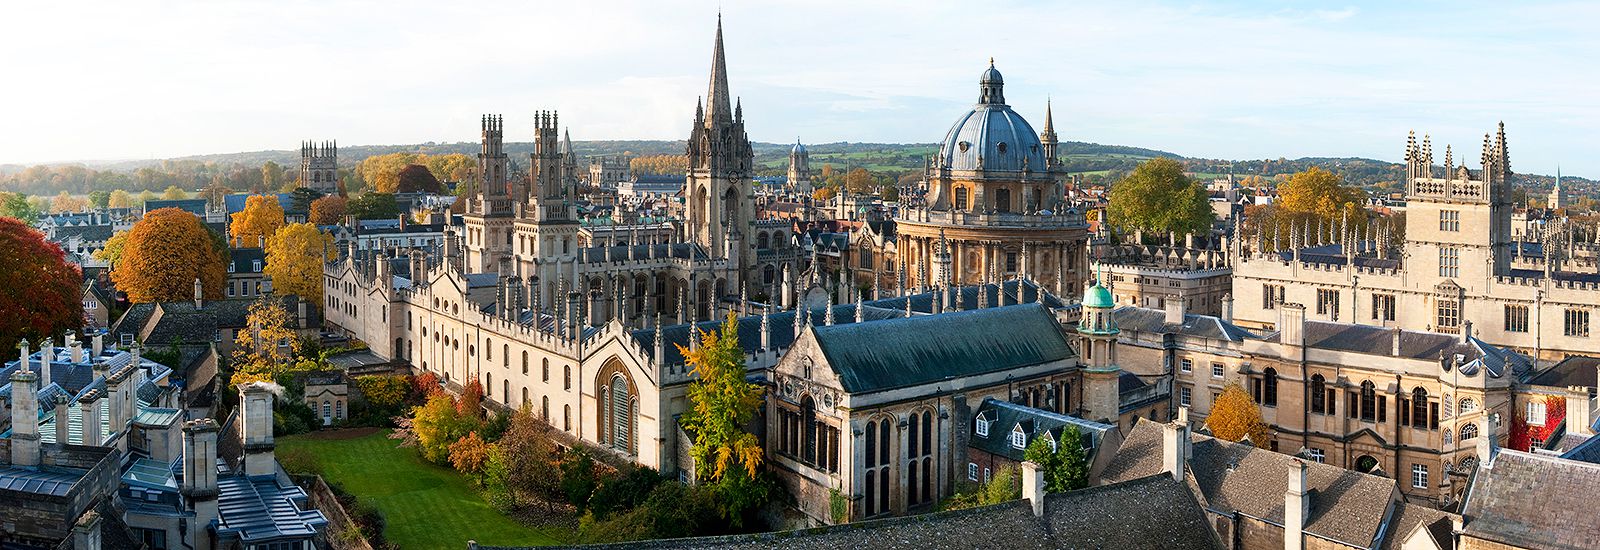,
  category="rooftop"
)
[1462,450,1600,550]
[813,303,1074,393]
